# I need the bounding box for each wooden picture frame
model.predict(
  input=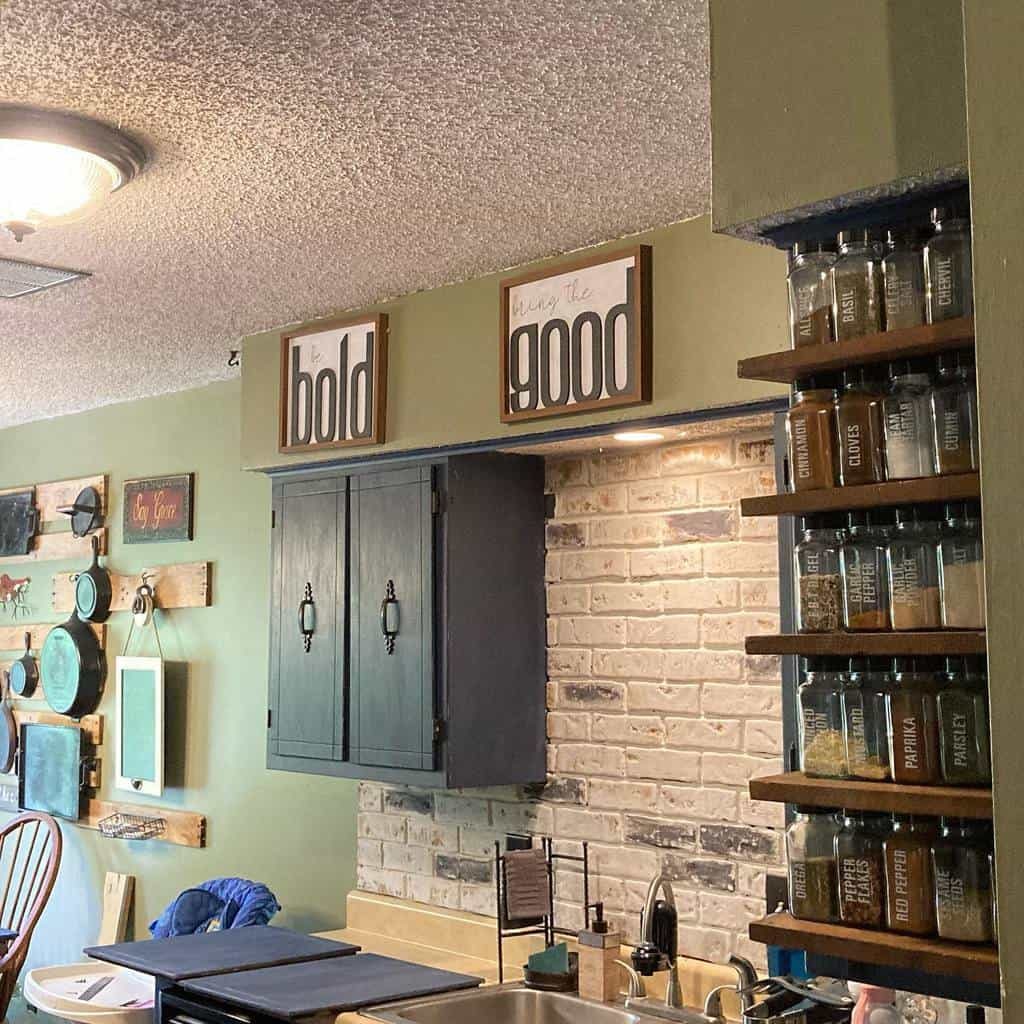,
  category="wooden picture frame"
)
[115,656,164,797]
[499,245,653,423]
[279,312,389,454]
[123,473,194,544]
